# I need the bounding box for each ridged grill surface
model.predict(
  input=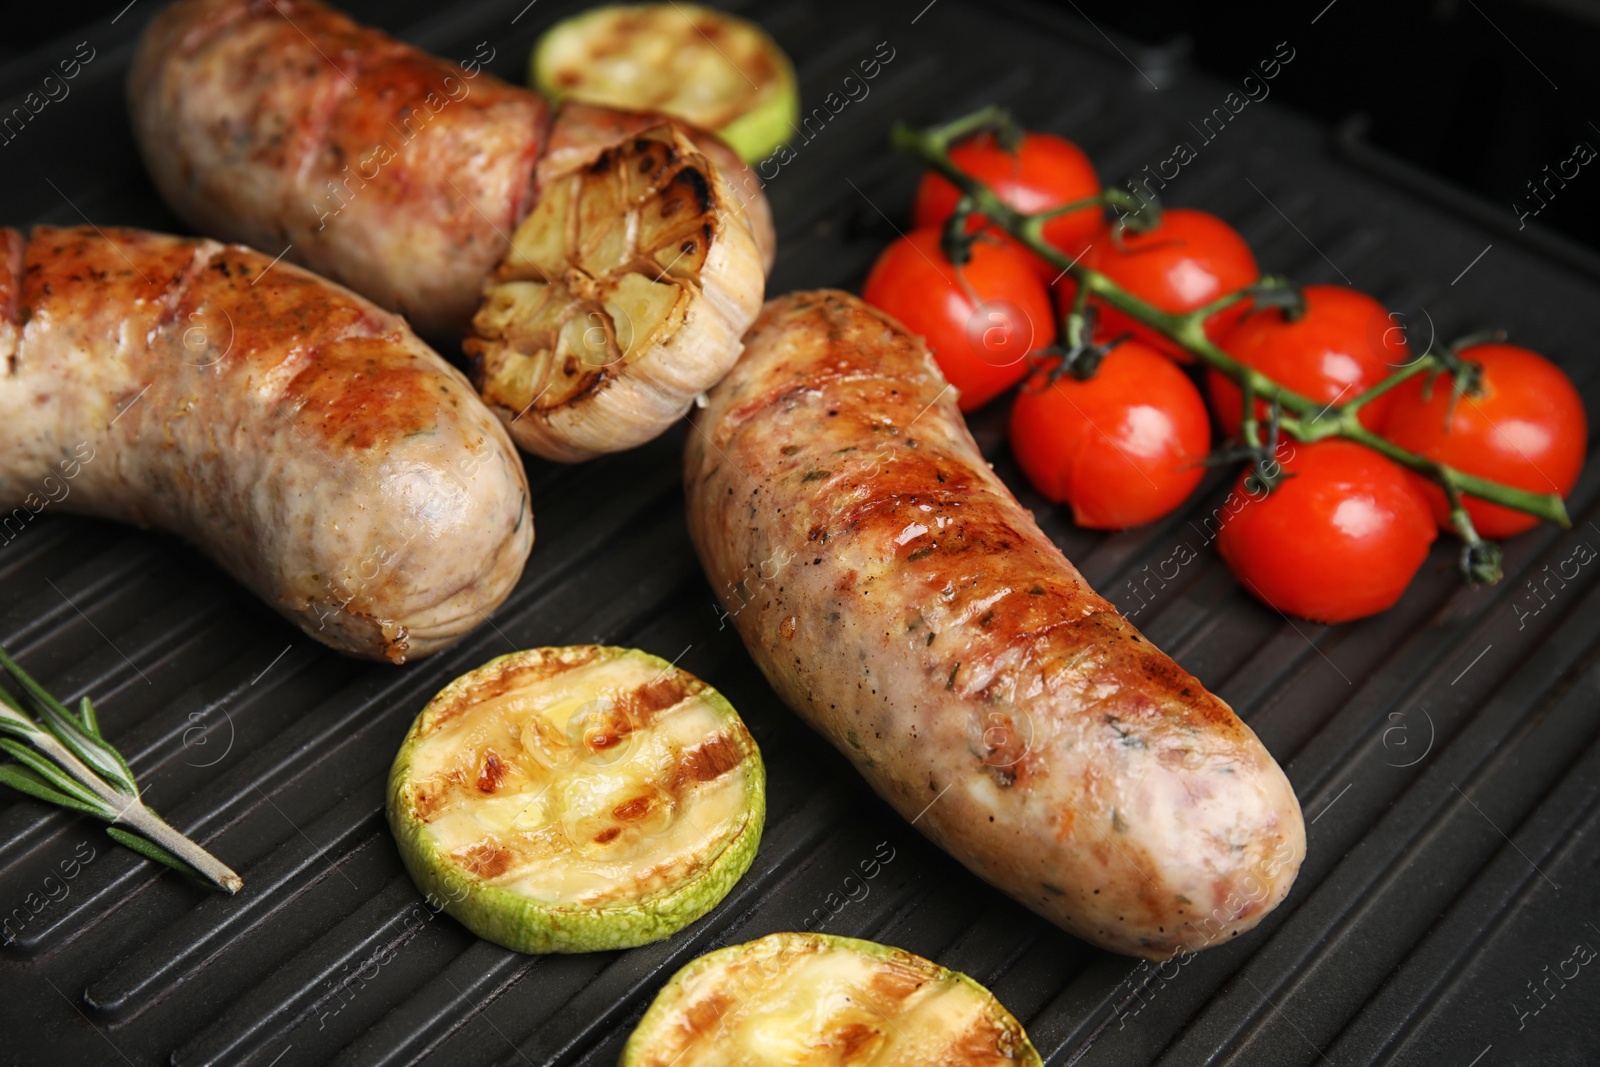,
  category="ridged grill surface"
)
[2,1,1598,1064]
